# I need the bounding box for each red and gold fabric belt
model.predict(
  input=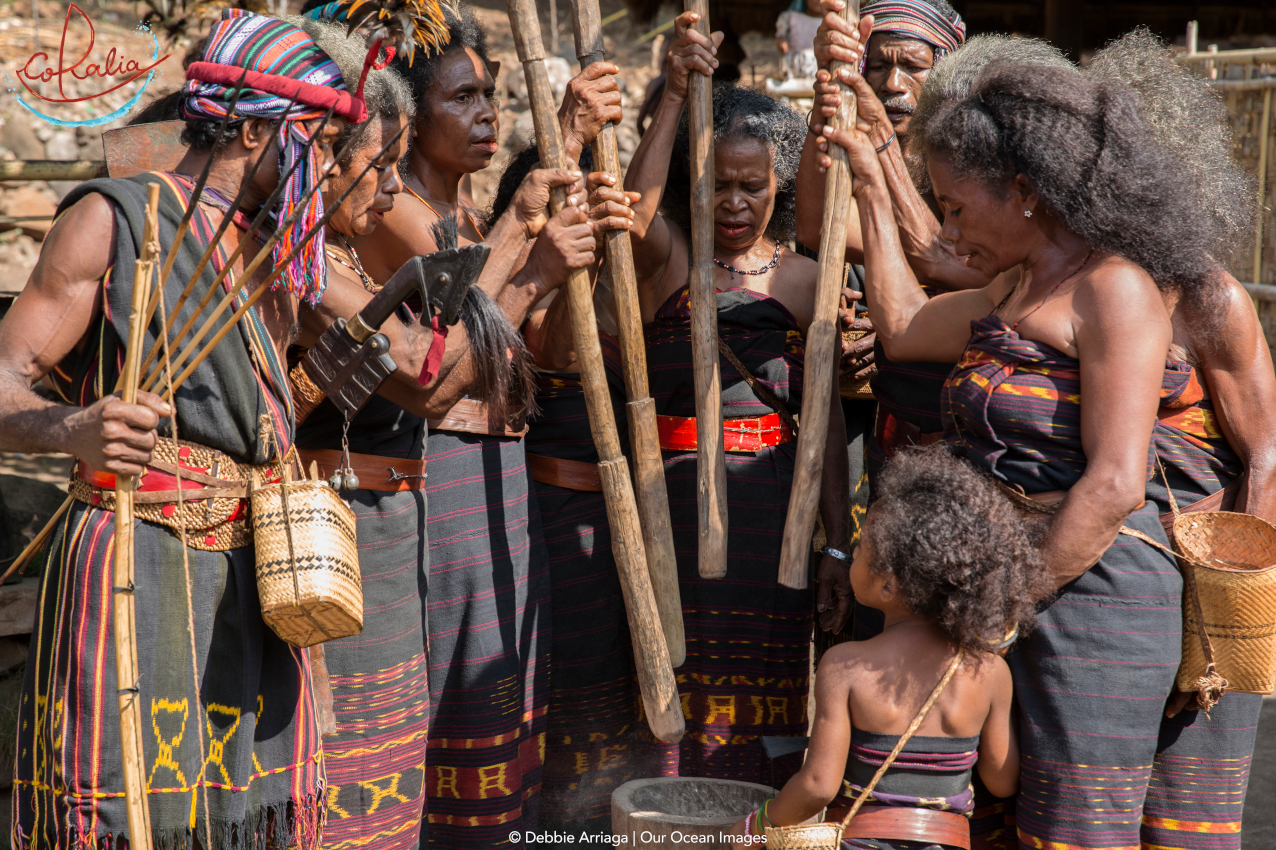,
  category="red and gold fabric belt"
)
[427,397,528,439]
[526,453,602,492]
[656,411,795,453]
[826,805,970,849]
[296,448,428,492]
[69,438,277,551]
